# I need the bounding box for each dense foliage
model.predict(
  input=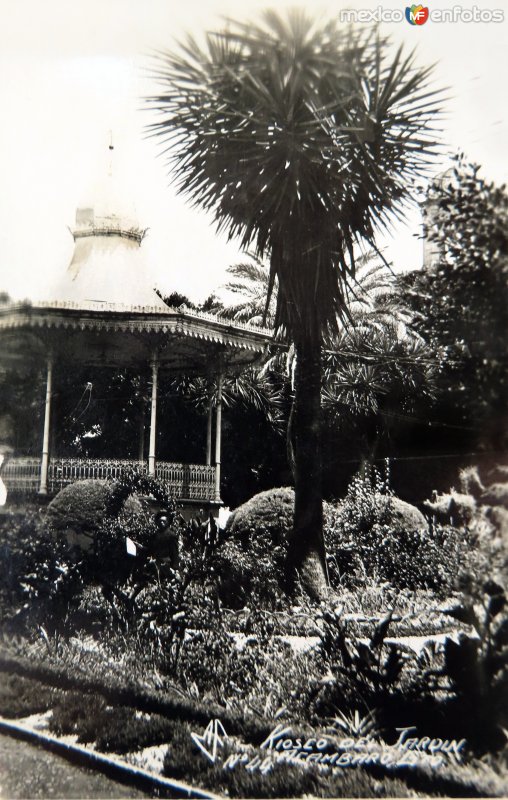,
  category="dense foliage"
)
[400,157,508,459]
[1,454,507,794]
[327,467,489,593]
[0,511,82,634]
